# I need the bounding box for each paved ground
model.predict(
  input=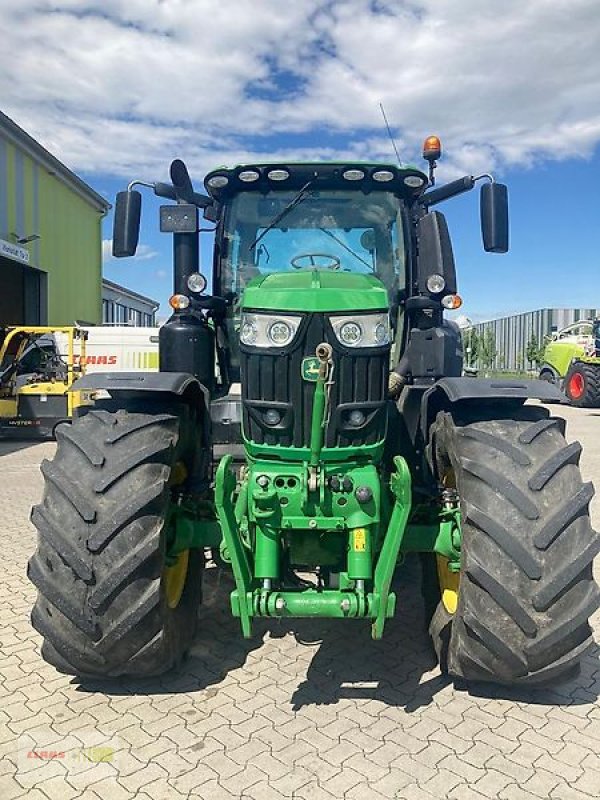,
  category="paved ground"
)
[0,404,599,800]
